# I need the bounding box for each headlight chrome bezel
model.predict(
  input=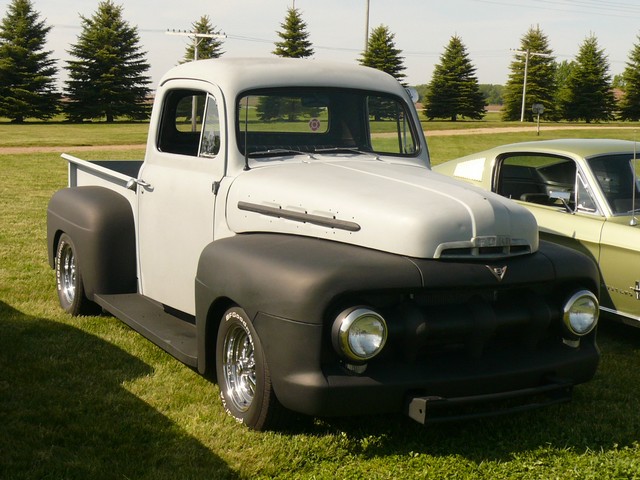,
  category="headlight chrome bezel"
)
[332,306,388,363]
[563,290,599,336]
